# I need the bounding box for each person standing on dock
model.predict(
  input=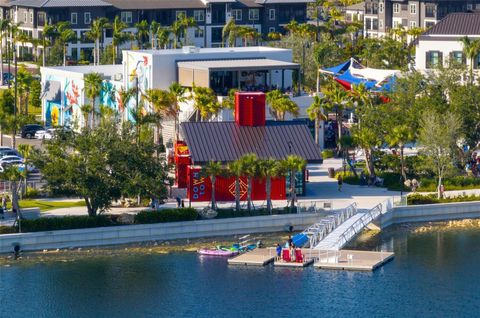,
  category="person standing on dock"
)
[276,244,282,260]
[338,175,343,192]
